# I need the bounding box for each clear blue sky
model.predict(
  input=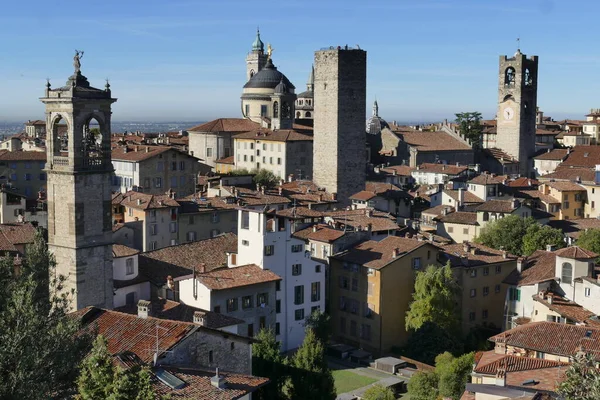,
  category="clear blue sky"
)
[0,0,596,123]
